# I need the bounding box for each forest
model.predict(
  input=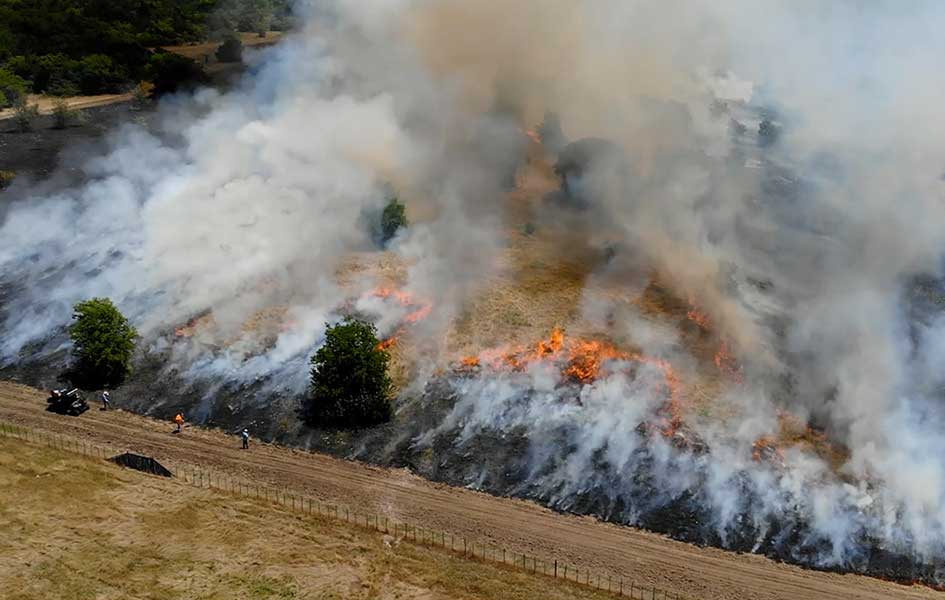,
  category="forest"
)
[0,0,293,104]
